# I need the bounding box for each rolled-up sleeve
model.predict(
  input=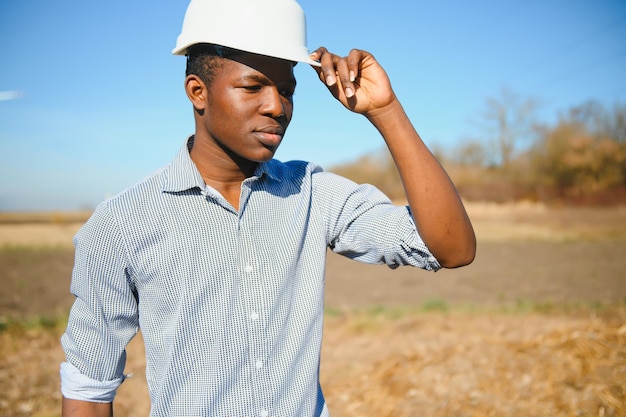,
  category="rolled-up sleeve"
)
[312,171,441,271]
[60,361,126,402]
[60,201,139,401]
